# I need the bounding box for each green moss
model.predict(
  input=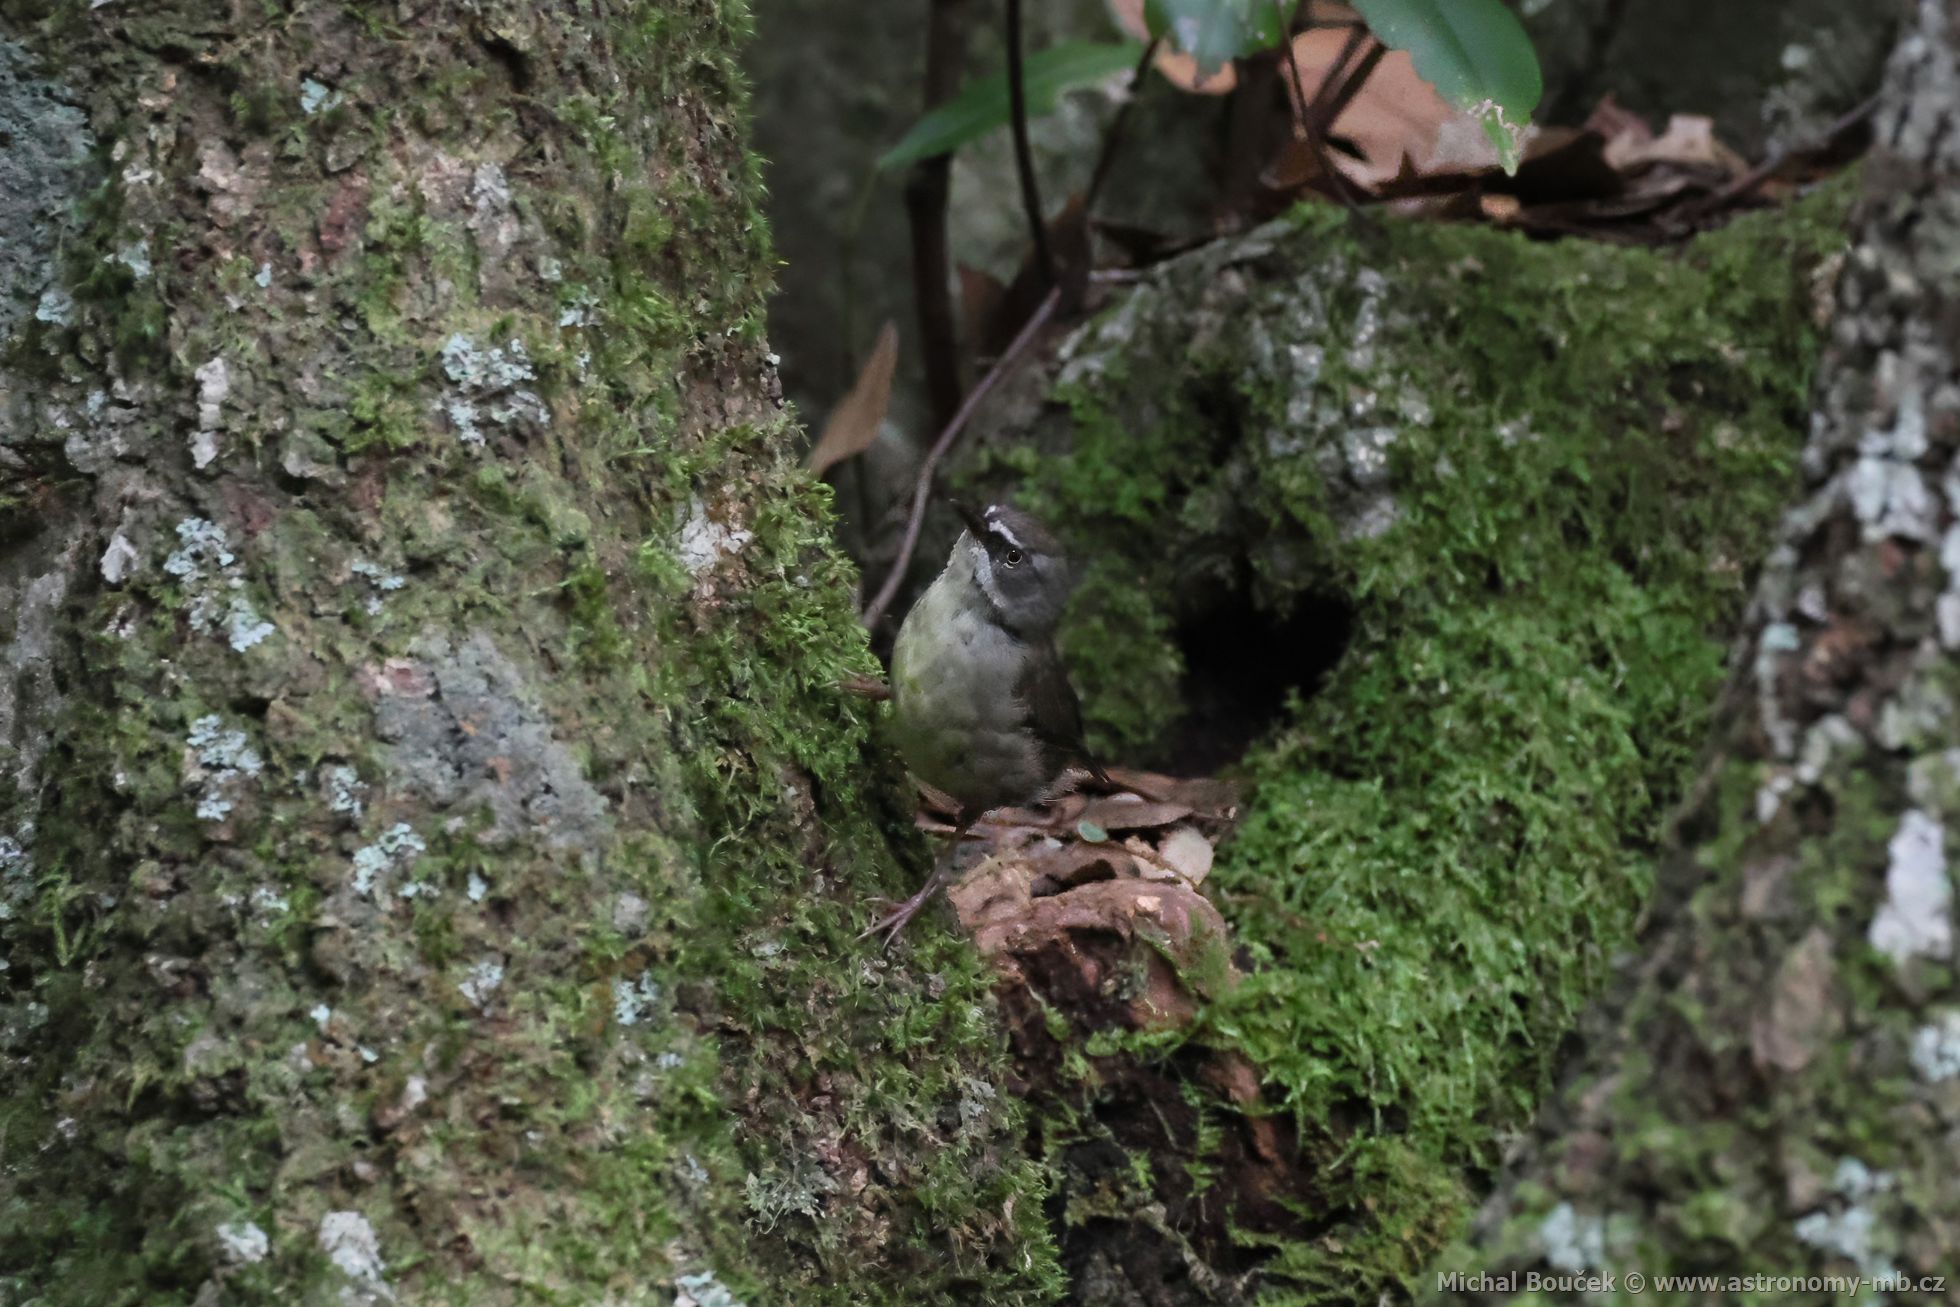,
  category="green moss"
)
[1060,564,1186,757]
[341,369,423,451]
[974,184,1853,1299]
